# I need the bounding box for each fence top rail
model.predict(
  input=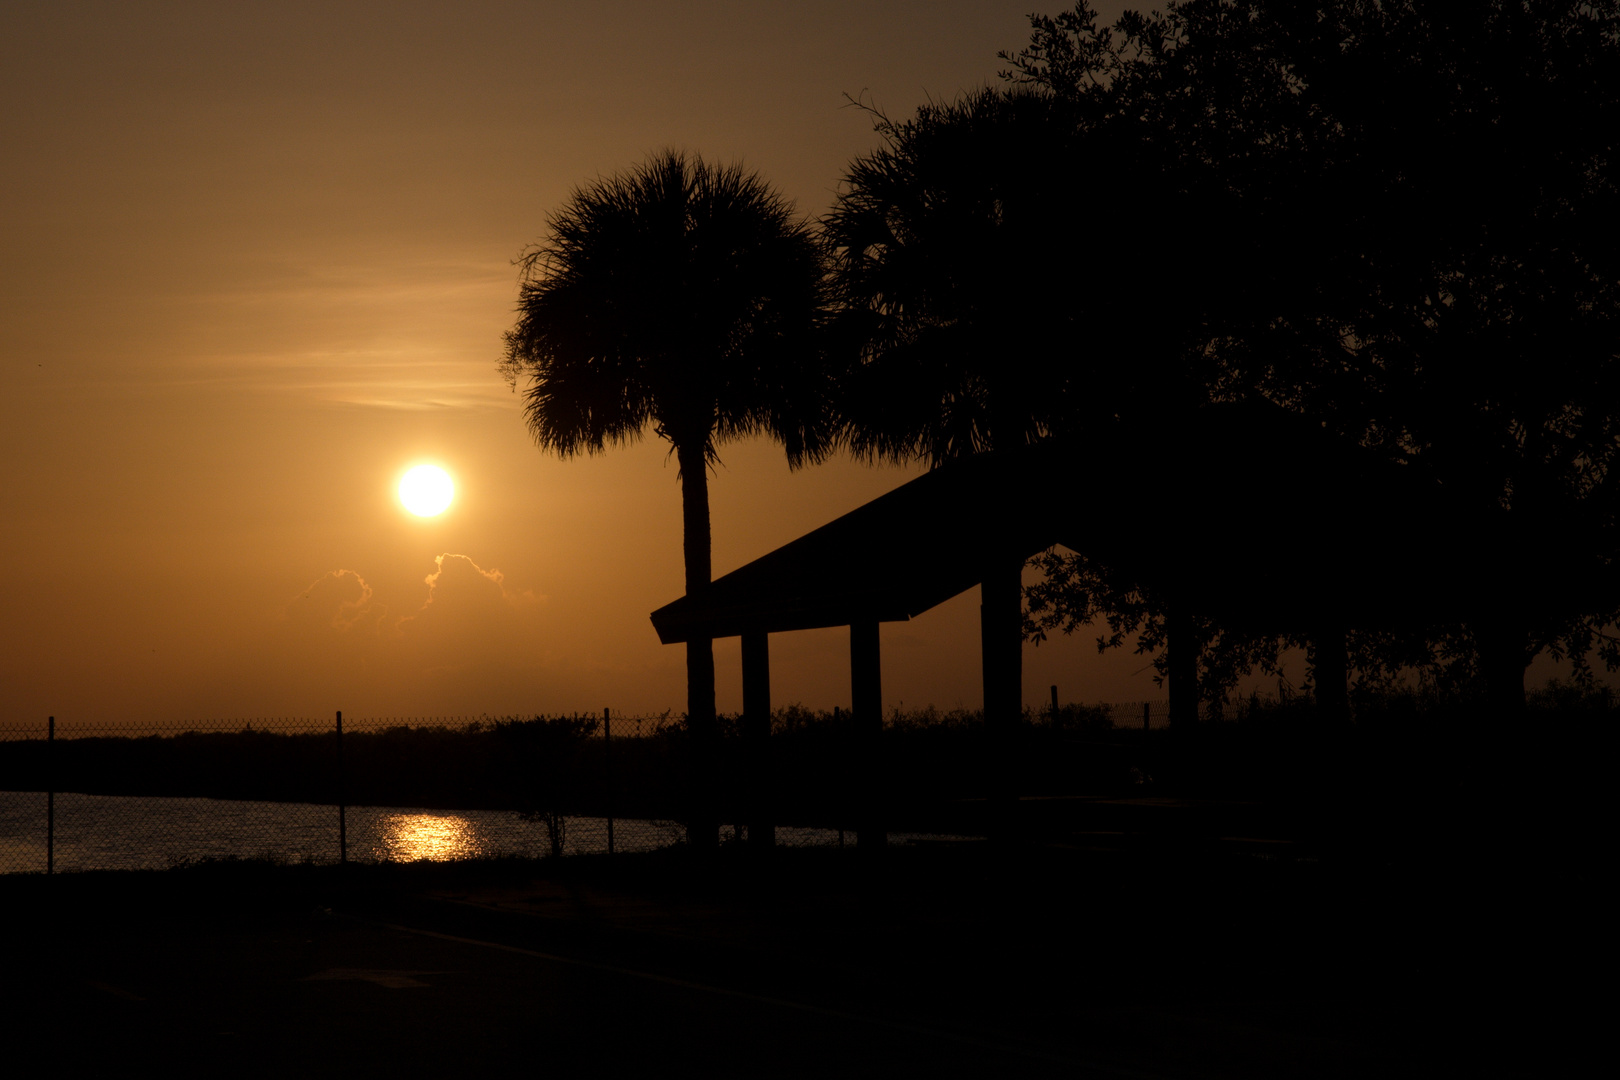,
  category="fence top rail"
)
[1,701,1289,742]
[0,714,690,741]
